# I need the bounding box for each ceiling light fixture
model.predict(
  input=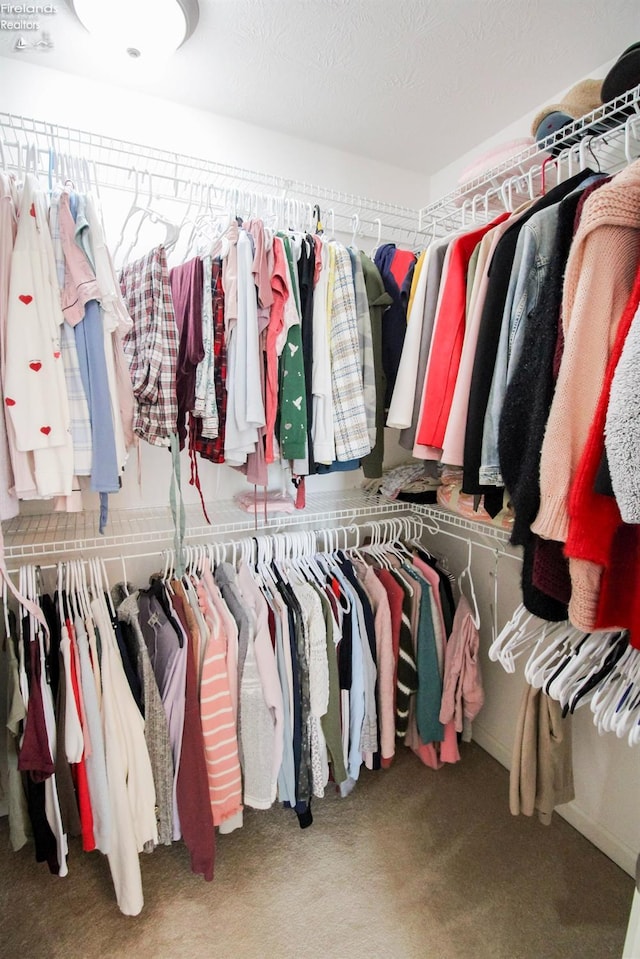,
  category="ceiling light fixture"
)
[67,0,199,61]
